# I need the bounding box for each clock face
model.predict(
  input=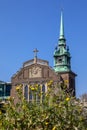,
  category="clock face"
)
[29,66,42,78]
